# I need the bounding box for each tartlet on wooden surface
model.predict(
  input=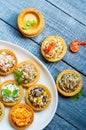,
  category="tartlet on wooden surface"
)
[41,36,67,62]
[0,49,18,76]
[18,8,44,37]
[0,80,24,106]
[26,84,52,111]
[9,103,34,130]
[14,60,40,88]
[56,70,83,97]
[0,102,5,121]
